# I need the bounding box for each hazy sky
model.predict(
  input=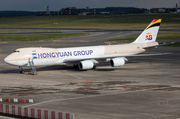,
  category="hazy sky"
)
[0,0,180,11]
